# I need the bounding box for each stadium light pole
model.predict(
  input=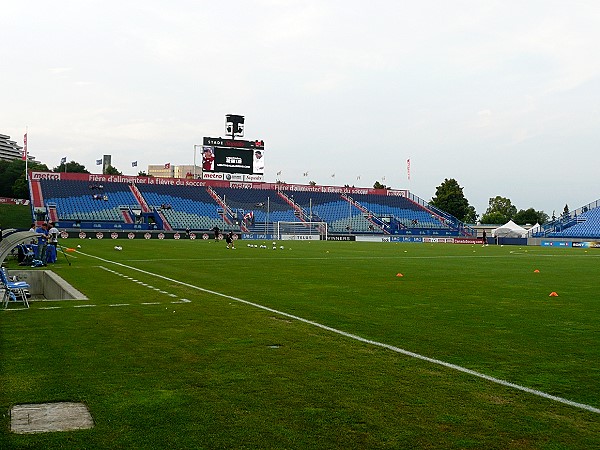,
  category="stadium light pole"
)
[193,144,202,179]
